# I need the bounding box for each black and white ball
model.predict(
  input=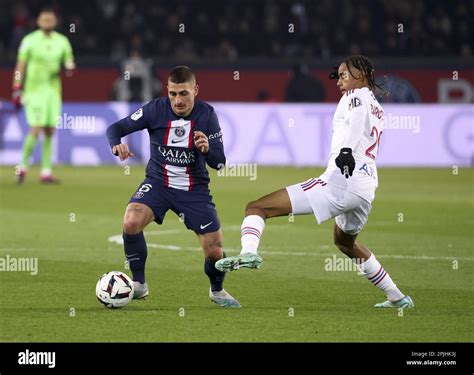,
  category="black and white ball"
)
[96,271,134,309]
